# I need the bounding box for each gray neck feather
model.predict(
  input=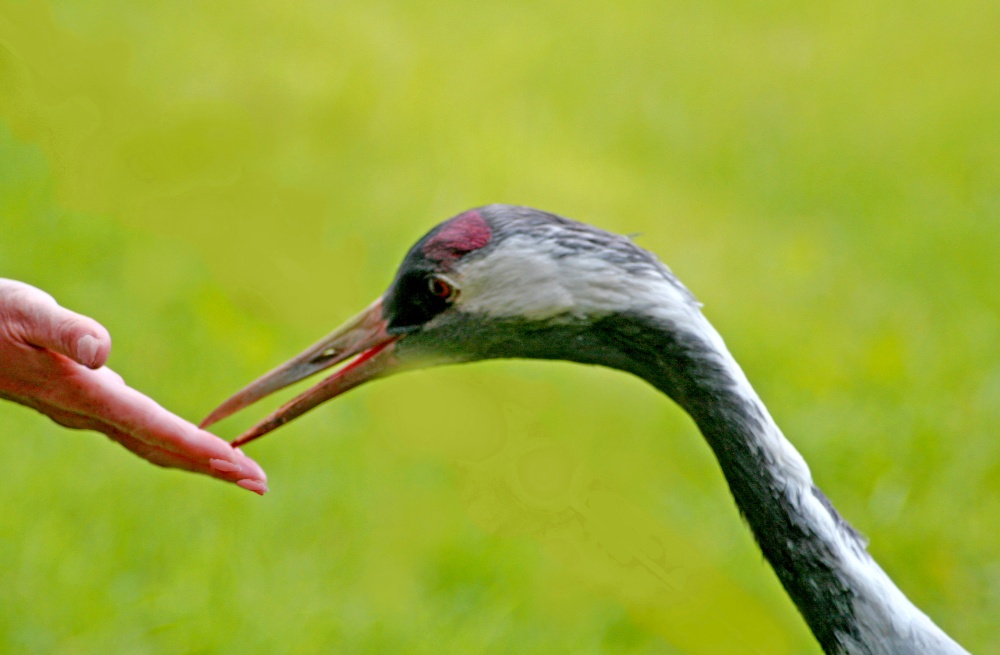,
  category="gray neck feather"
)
[589,311,968,655]
[582,312,867,651]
